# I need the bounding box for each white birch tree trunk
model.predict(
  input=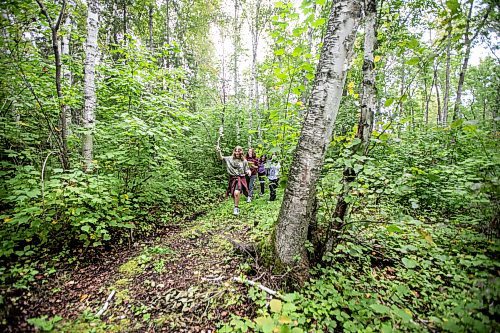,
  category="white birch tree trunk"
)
[323,0,377,255]
[274,0,362,282]
[233,0,241,143]
[82,0,100,171]
[61,12,72,133]
[248,0,262,147]
[358,0,376,152]
[433,60,442,124]
[442,23,452,125]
